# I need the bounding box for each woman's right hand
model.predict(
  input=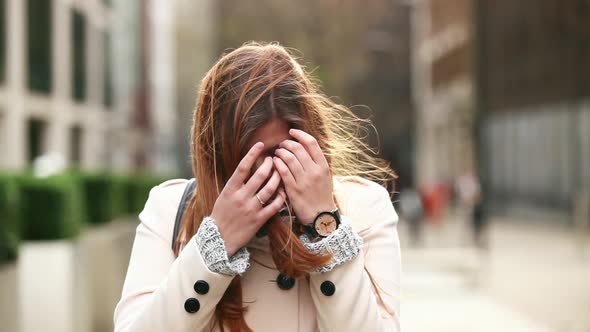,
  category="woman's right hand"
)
[210,142,286,257]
